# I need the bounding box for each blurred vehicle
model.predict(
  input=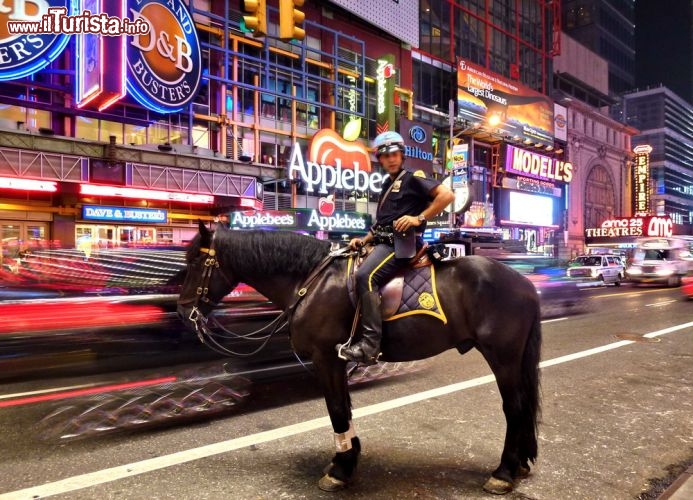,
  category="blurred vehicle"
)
[626,237,689,287]
[489,254,589,318]
[681,273,693,300]
[0,246,299,382]
[566,254,624,287]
